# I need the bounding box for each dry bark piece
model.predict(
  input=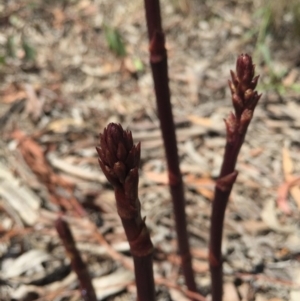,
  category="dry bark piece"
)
[0,162,40,225]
